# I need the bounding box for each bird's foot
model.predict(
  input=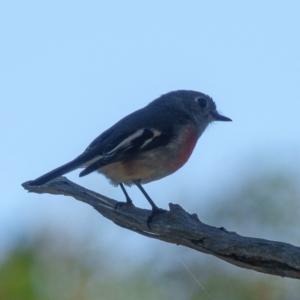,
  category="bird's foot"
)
[147,207,167,229]
[115,198,134,210]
